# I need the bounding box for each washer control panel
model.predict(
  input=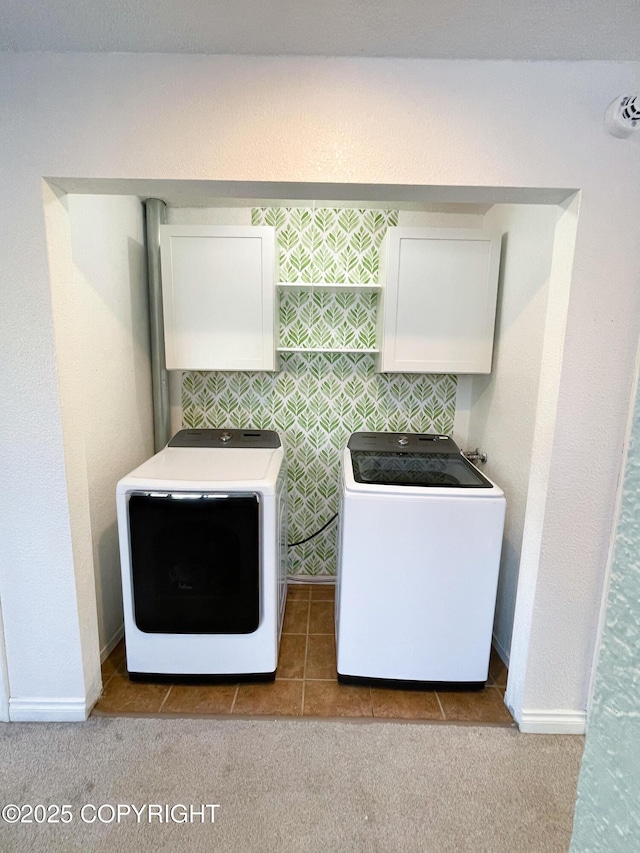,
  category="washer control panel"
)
[347,432,460,454]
